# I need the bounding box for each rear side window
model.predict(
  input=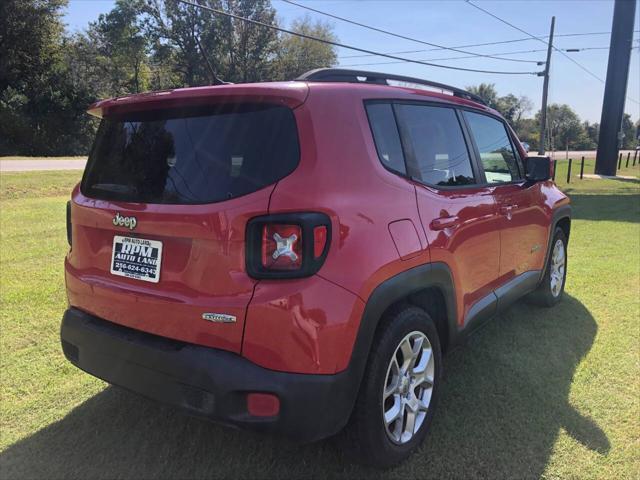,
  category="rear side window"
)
[394,104,475,187]
[82,103,300,204]
[365,103,406,174]
[464,111,521,183]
